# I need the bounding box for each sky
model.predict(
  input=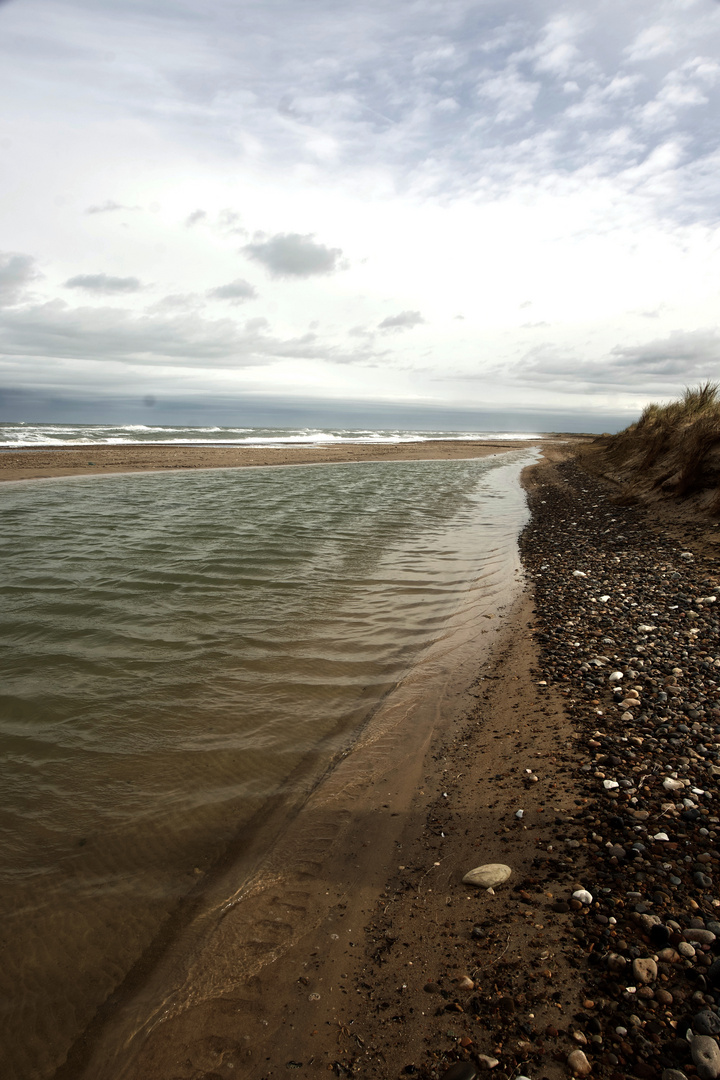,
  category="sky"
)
[1,0,720,432]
